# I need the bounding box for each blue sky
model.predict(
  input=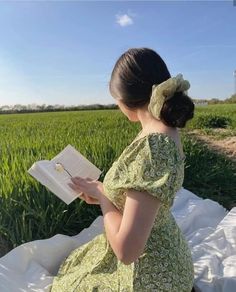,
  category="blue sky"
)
[0,0,235,106]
